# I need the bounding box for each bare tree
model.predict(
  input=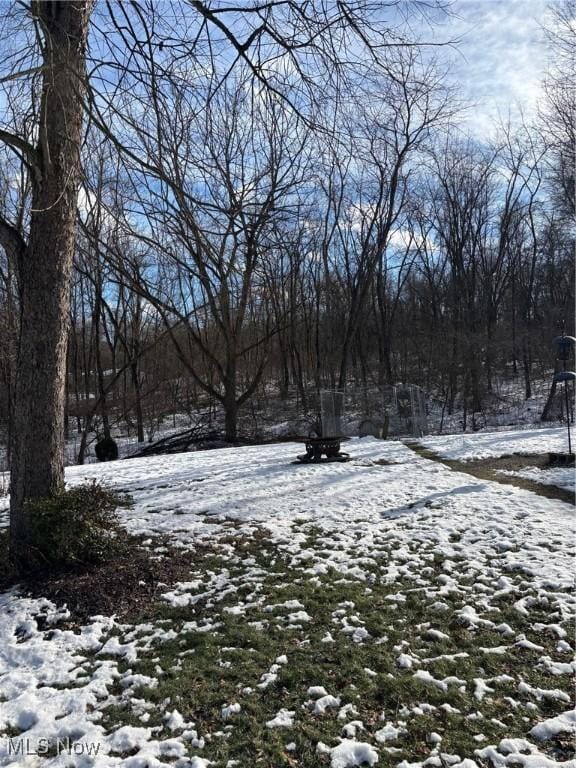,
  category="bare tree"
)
[0,0,452,566]
[540,0,575,216]
[310,52,455,389]
[113,76,309,440]
[0,1,93,567]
